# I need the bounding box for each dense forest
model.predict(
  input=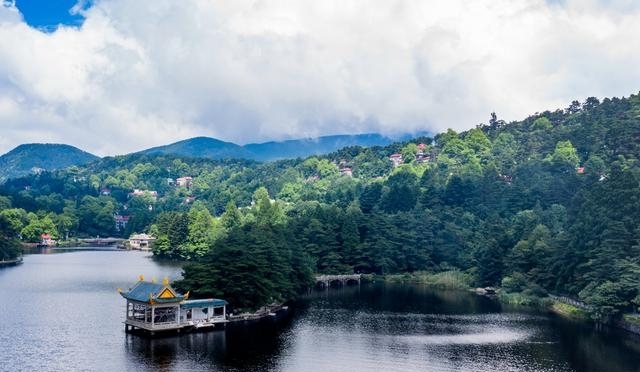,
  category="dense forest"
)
[1,93,640,318]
